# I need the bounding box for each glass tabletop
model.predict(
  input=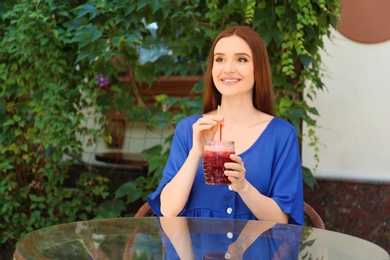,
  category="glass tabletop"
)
[14,217,389,260]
